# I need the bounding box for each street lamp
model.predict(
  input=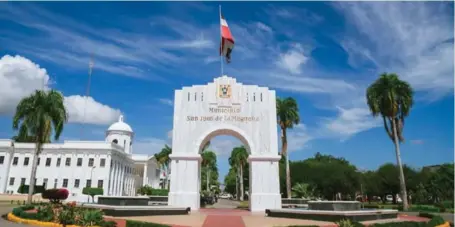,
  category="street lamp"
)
[87,166,96,203]
[90,166,96,184]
